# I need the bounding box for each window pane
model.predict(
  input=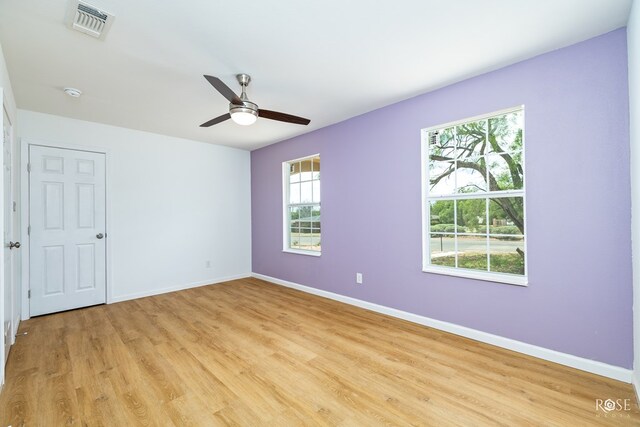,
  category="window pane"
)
[429,127,455,158]
[312,156,320,180]
[289,206,300,222]
[456,119,486,158]
[301,181,312,203]
[312,207,320,231]
[310,230,321,251]
[489,235,525,275]
[428,160,455,195]
[289,206,300,248]
[298,235,312,250]
[312,180,321,203]
[456,199,486,233]
[289,162,301,183]
[457,234,487,272]
[300,160,313,181]
[430,234,455,267]
[489,197,524,235]
[456,157,486,193]
[488,111,523,154]
[289,183,300,204]
[429,200,454,233]
[311,204,321,251]
[290,232,301,249]
[298,205,313,220]
[487,152,523,191]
